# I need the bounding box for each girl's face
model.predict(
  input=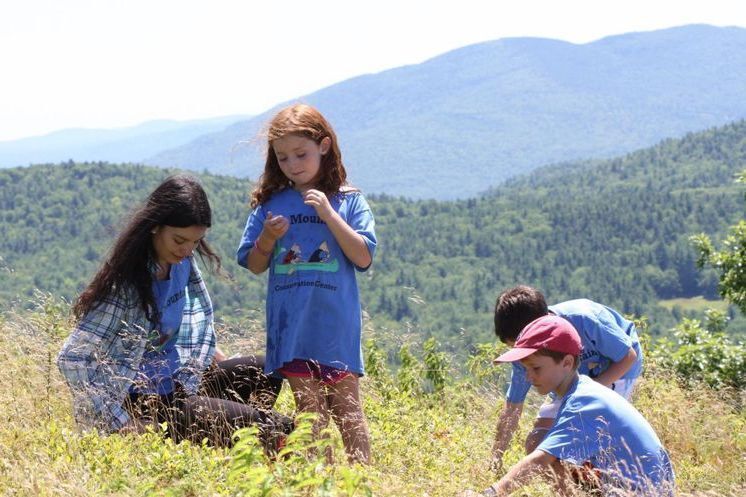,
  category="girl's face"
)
[272,134,330,191]
[152,225,207,267]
